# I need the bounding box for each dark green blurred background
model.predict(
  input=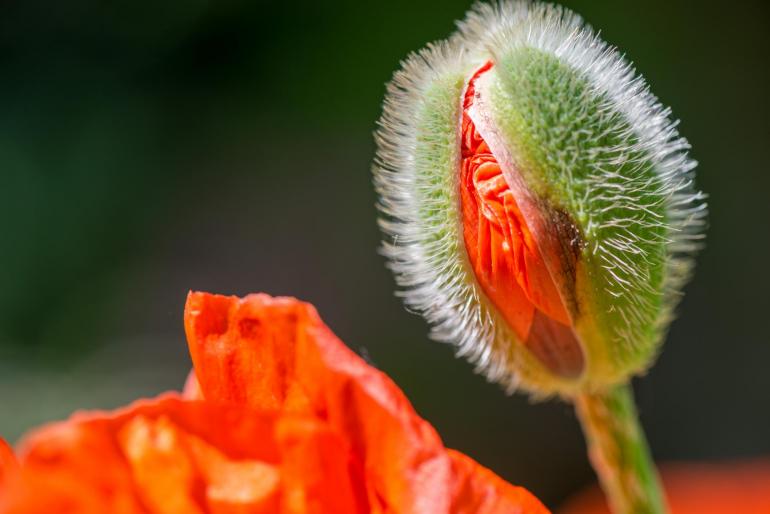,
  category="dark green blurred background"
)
[1,0,768,508]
